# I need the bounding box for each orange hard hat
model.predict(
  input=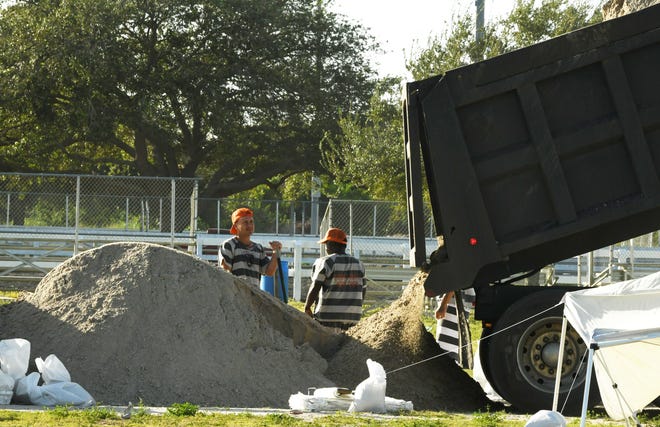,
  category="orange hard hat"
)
[318,227,347,244]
